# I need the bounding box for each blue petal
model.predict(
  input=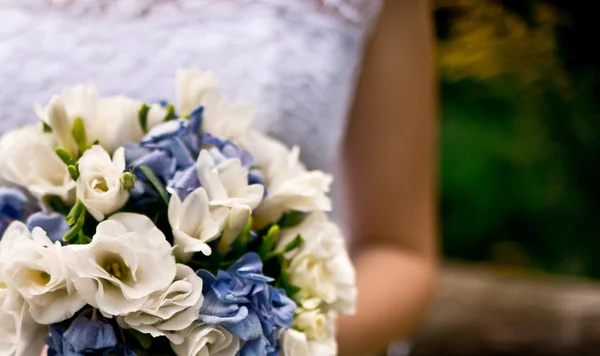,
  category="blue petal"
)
[225,309,263,341]
[0,187,27,221]
[168,165,200,201]
[26,212,69,243]
[240,336,270,356]
[62,316,118,353]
